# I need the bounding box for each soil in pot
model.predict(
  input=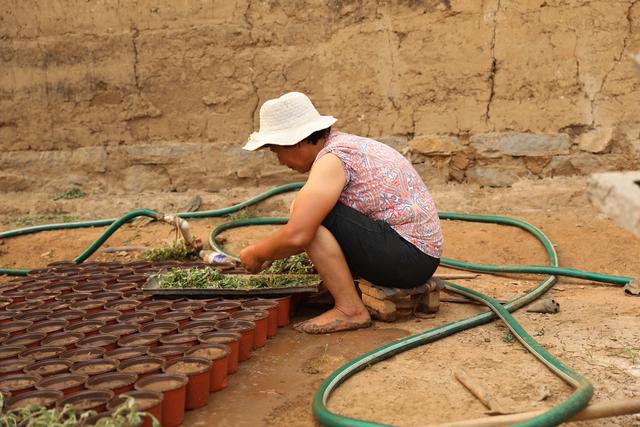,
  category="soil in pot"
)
[4,333,46,349]
[14,310,49,323]
[0,320,33,337]
[60,347,106,363]
[118,333,161,348]
[204,300,241,314]
[147,345,188,362]
[243,300,279,337]
[107,390,162,427]
[48,309,87,324]
[27,319,69,335]
[134,373,188,427]
[105,346,149,362]
[56,389,114,413]
[0,373,41,396]
[41,331,85,350]
[77,334,119,352]
[118,356,164,378]
[0,358,32,378]
[66,320,106,336]
[118,311,154,325]
[139,320,179,335]
[24,359,72,377]
[156,311,193,326]
[158,333,198,347]
[99,322,139,338]
[216,319,256,362]
[137,300,172,315]
[104,299,141,313]
[83,310,122,325]
[162,356,211,410]
[91,292,123,303]
[5,389,62,410]
[172,300,206,313]
[86,372,138,396]
[19,346,65,362]
[186,344,230,391]
[36,373,88,395]
[72,358,119,376]
[198,331,241,374]
[179,320,217,336]
[0,346,27,362]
